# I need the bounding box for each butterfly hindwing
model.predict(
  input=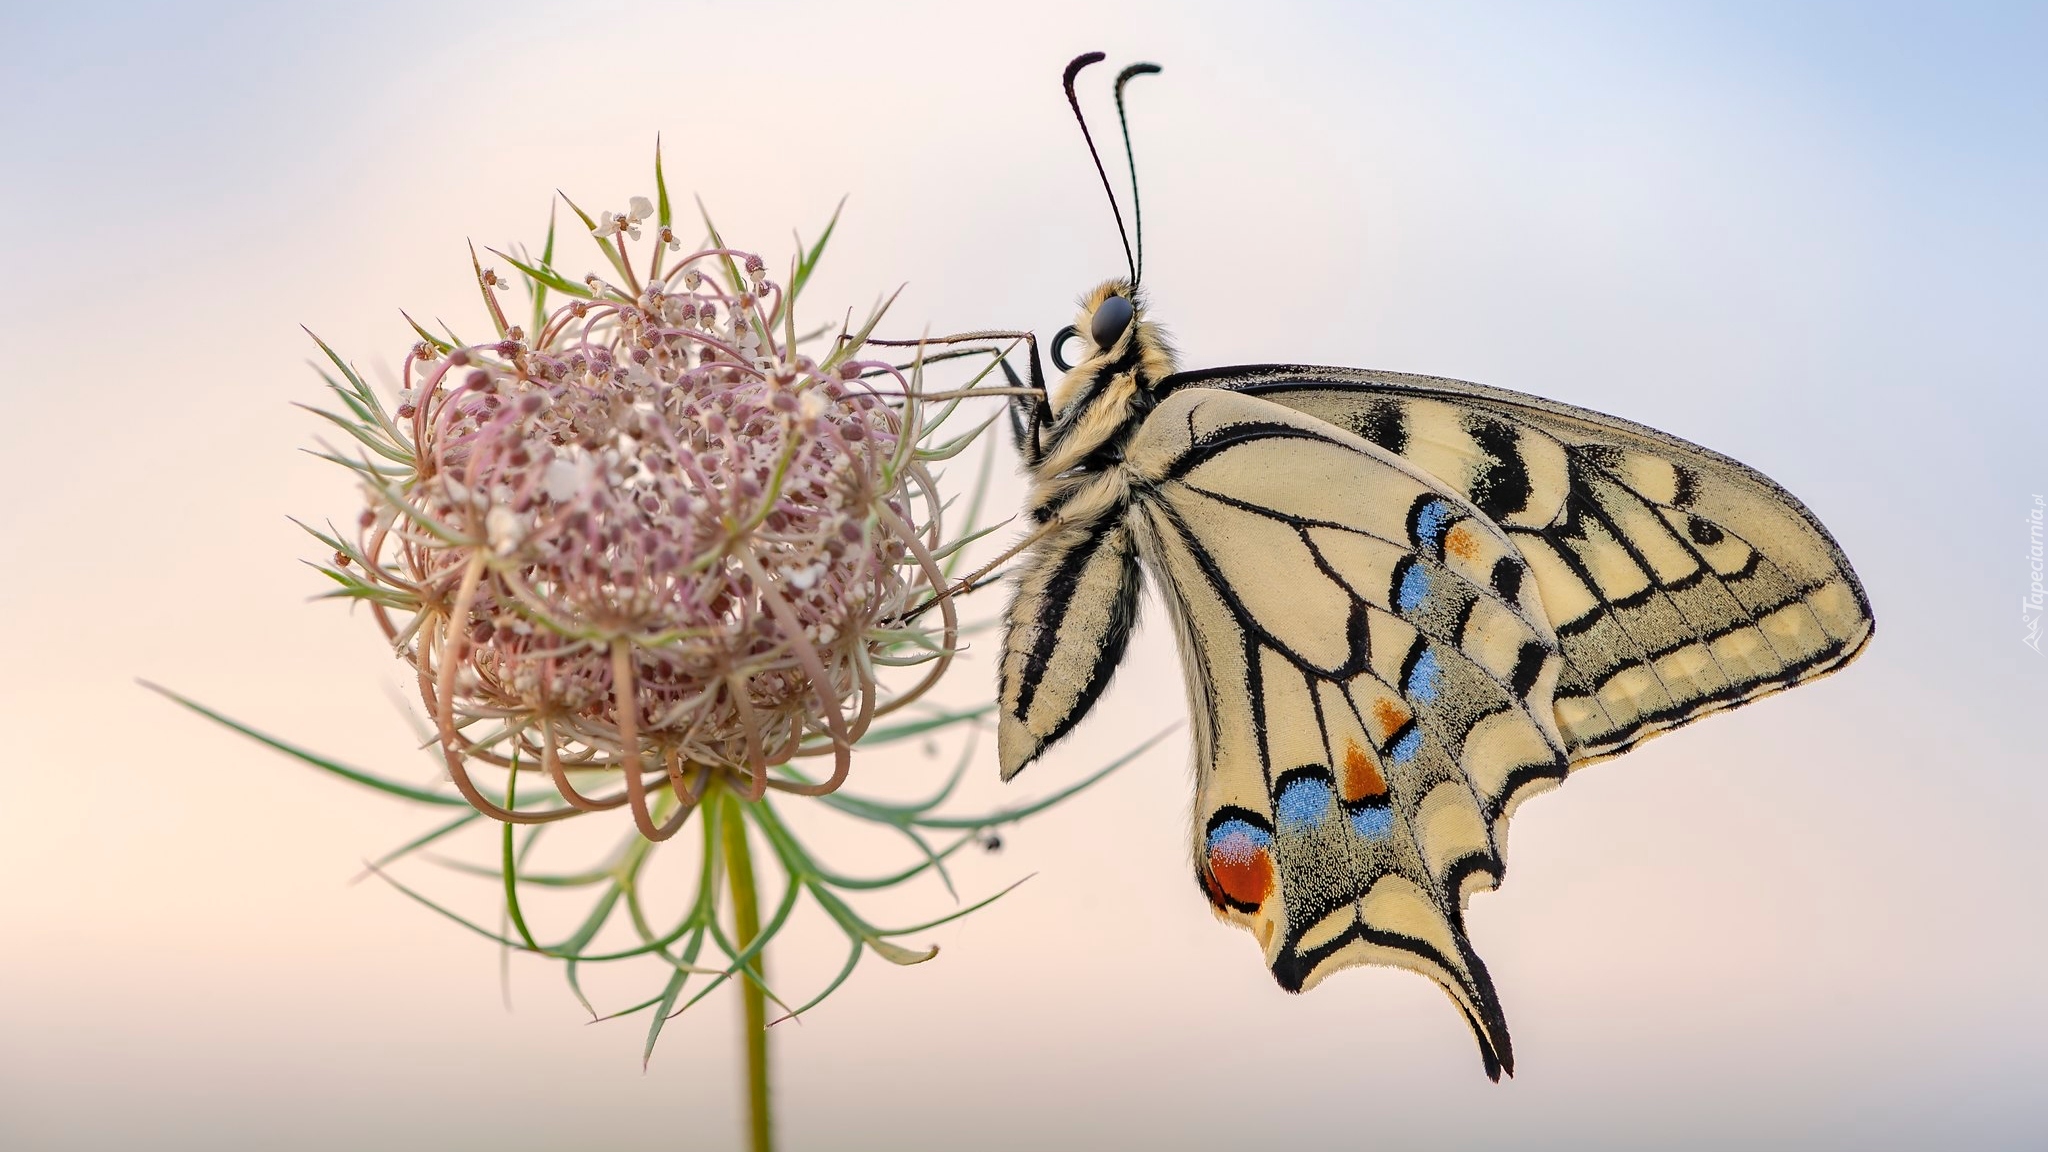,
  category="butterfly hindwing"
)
[1121,388,1574,1079]
[1162,366,1875,765]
